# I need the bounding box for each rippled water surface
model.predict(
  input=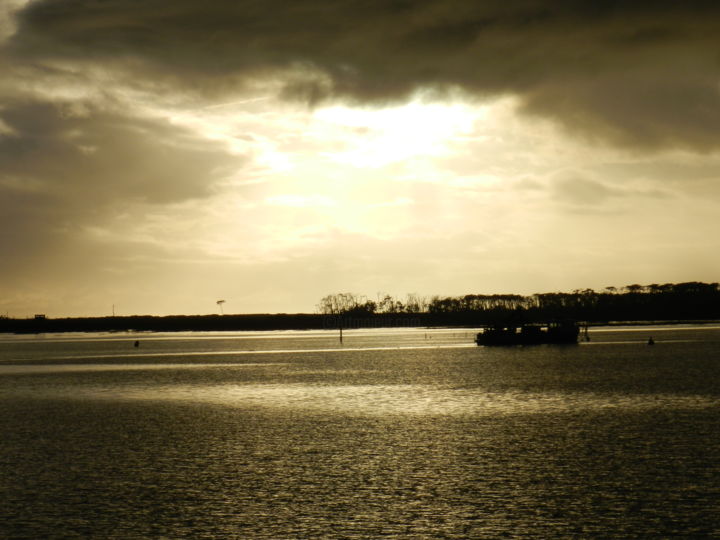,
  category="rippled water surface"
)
[1,326,719,538]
